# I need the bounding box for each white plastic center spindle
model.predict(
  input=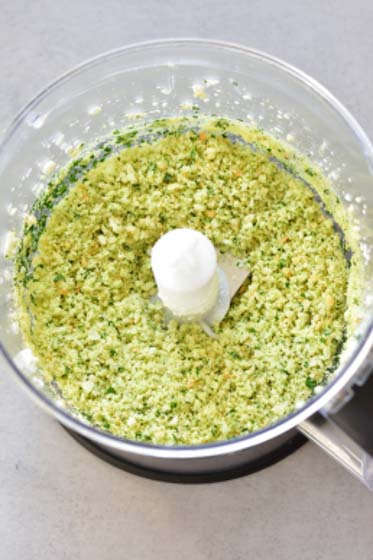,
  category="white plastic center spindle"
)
[151,228,219,319]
